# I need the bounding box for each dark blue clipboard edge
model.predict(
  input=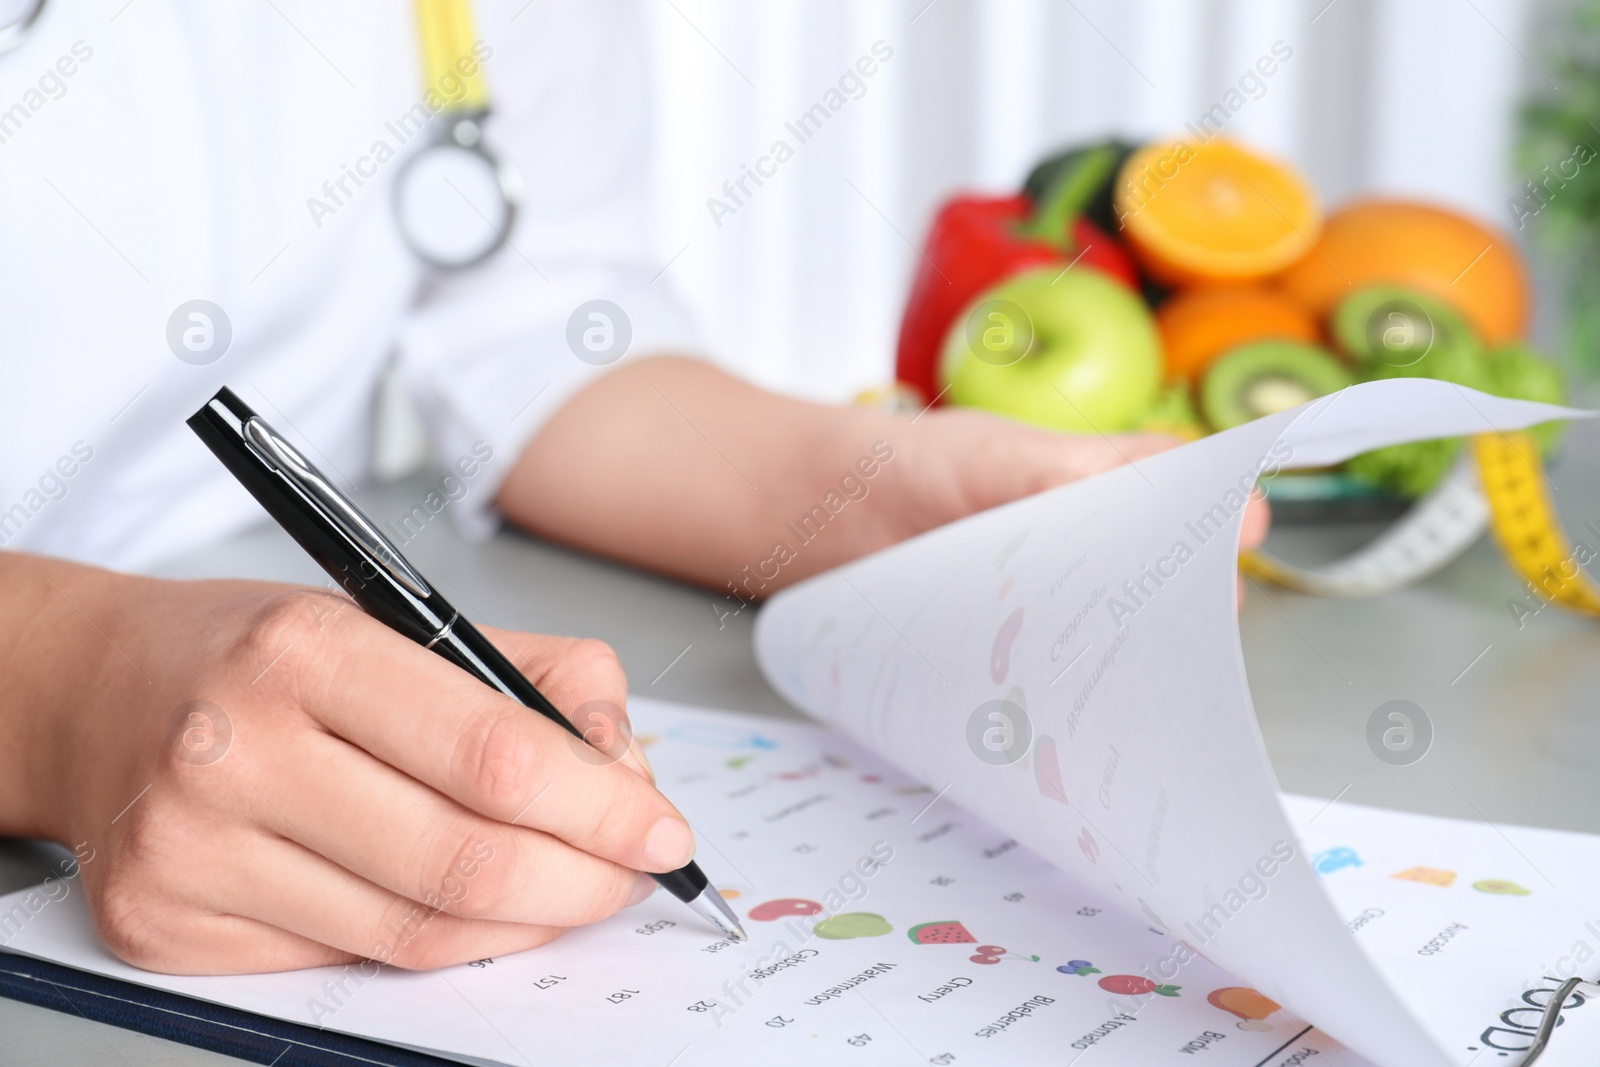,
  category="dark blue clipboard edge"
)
[0,950,469,1067]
